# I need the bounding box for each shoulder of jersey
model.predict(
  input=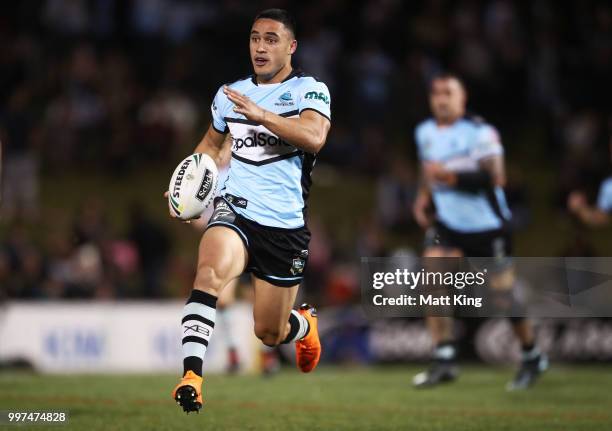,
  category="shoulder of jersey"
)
[415,117,435,134]
[223,74,254,90]
[294,72,325,84]
[464,113,487,124]
[462,114,495,130]
[215,75,254,116]
[284,73,327,94]
[602,176,612,189]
